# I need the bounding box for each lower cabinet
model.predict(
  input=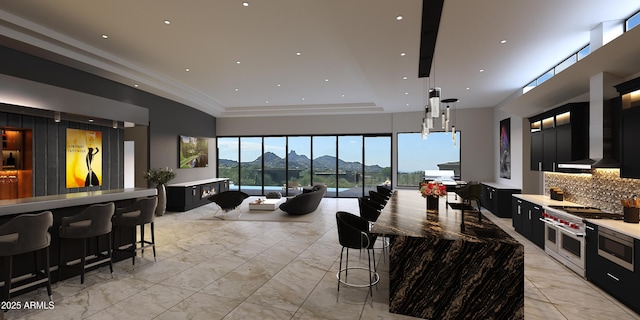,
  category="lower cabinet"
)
[585,222,640,314]
[166,179,230,212]
[481,183,521,218]
[511,197,544,249]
